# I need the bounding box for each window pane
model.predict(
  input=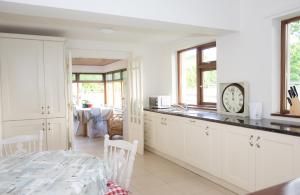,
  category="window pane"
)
[202,47,216,63]
[72,74,76,82]
[180,49,197,104]
[113,72,121,80]
[106,73,113,81]
[122,70,127,80]
[202,70,217,103]
[77,83,105,107]
[79,74,103,81]
[287,20,300,104]
[114,81,123,109]
[106,82,113,106]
